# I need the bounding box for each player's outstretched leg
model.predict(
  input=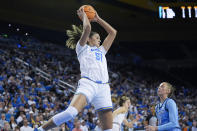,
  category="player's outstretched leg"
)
[38,94,87,131]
